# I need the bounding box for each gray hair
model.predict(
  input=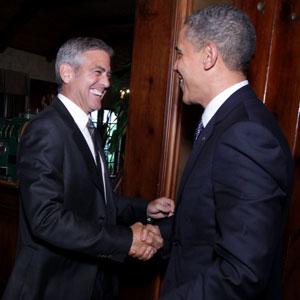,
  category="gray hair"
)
[185,4,256,72]
[55,37,114,90]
